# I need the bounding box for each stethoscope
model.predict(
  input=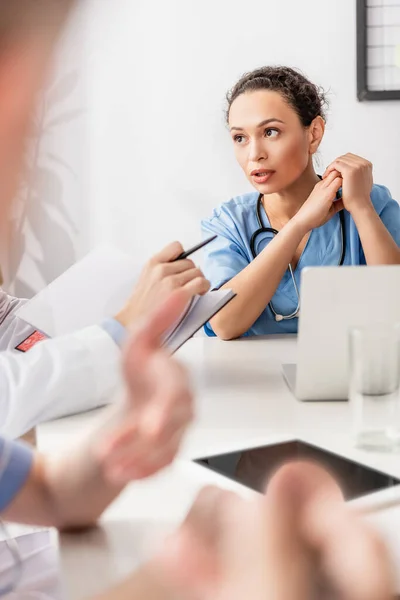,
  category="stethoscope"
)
[249,182,346,322]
